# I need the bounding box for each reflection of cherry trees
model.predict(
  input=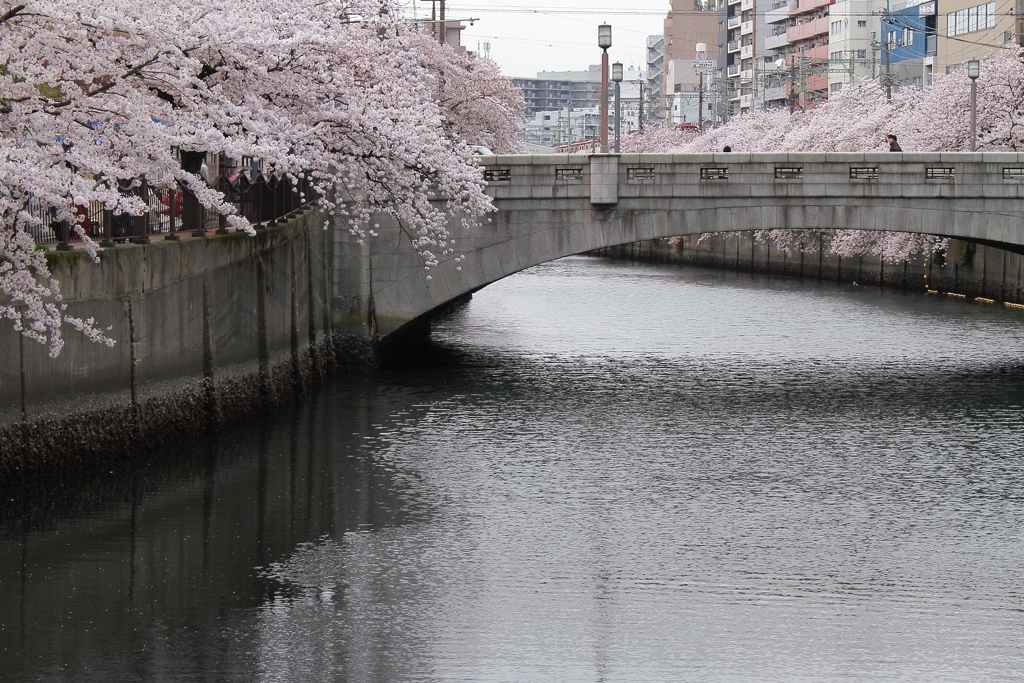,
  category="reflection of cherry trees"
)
[1,0,522,356]
[627,50,1024,264]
